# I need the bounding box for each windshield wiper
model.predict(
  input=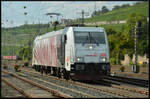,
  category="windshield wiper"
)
[89,32,99,46]
[82,36,89,46]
